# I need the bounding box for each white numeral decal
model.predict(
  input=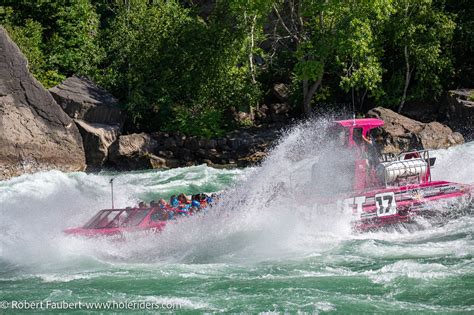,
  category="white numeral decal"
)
[374,192,397,217]
[340,196,366,215]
